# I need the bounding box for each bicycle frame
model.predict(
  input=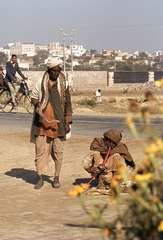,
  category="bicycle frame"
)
[0,79,34,114]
